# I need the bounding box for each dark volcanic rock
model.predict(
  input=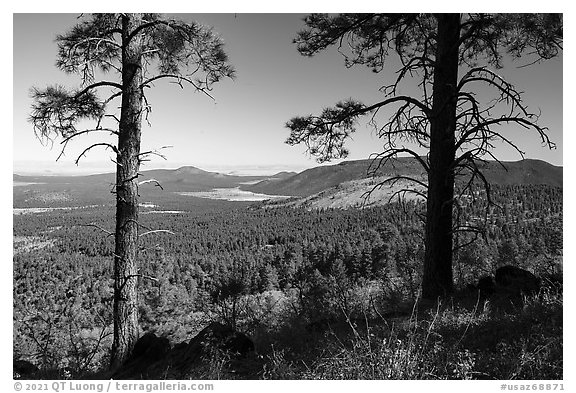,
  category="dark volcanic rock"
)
[163,322,254,376]
[113,332,171,379]
[13,359,38,378]
[477,276,496,296]
[131,332,171,361]
[190,322,254,356]
[495,265,540,295]
[113,322,254,379]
